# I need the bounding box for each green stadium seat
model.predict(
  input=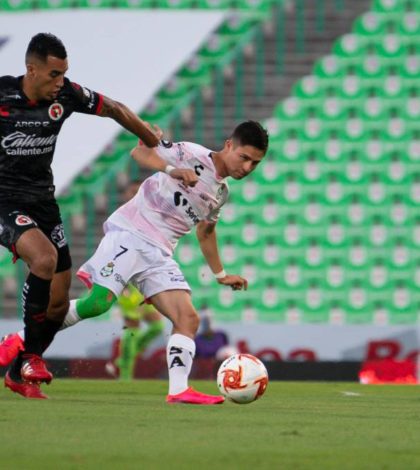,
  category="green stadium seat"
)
[74,165,108,196]
[314,55,345,81]
[176,238,202,267]
[332,34,367,59]
[157,78,192,106]
[114,0,154,7]
[57,191,83,218]
[37,0,72,7]
[199,34,232,66]
[76,0,112,7]
[374,34,406,58]
[302,281,330,323]
[293,75,323,101]
[196,0,232,8]
[0,247,15,279]
[274,96,304,120]
[178,57,212,88]
[0,0,33,8]
[353,12,386,36]
[218,15,256,40]
[399,12,420,35]
[236,0,272,19]
[158,0,195,8]
[372,0,405,14]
